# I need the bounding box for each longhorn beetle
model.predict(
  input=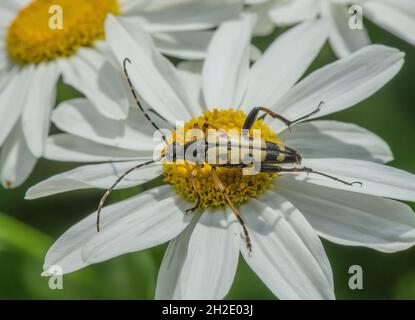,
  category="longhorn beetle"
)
[96,58,362,253]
